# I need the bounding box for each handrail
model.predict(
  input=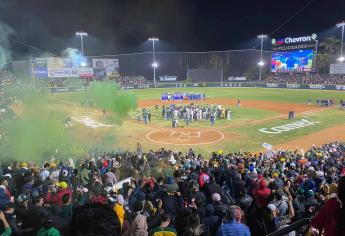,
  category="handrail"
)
[266,218,311,236]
